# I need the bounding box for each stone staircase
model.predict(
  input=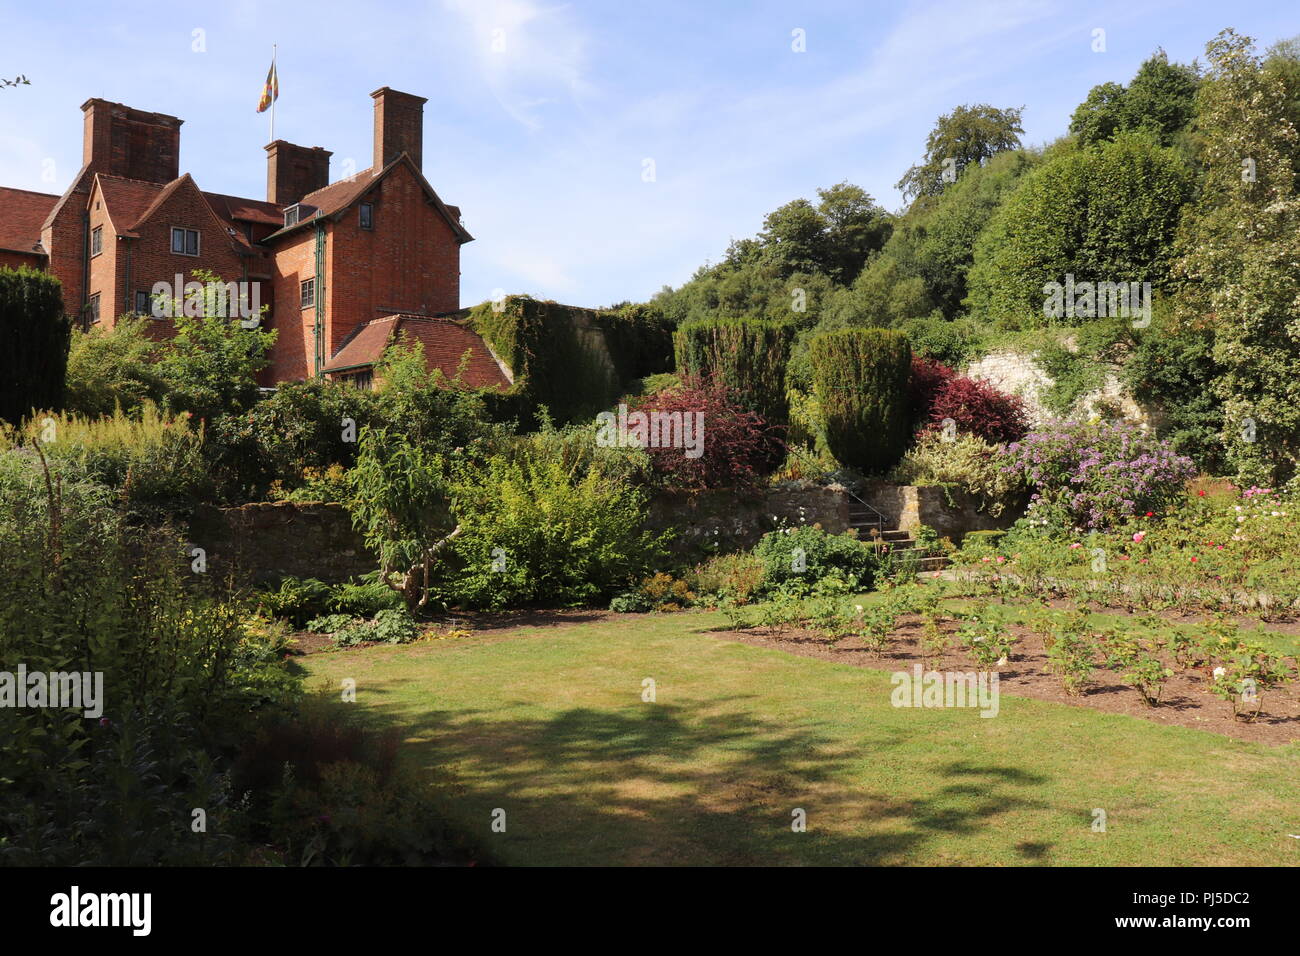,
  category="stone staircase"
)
[847,501,950,573]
